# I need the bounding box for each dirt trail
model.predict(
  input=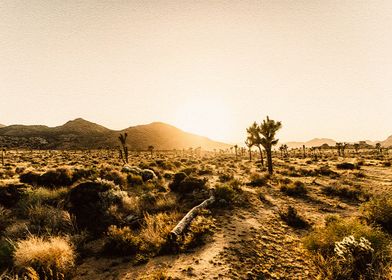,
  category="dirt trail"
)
[74,186,317,279]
